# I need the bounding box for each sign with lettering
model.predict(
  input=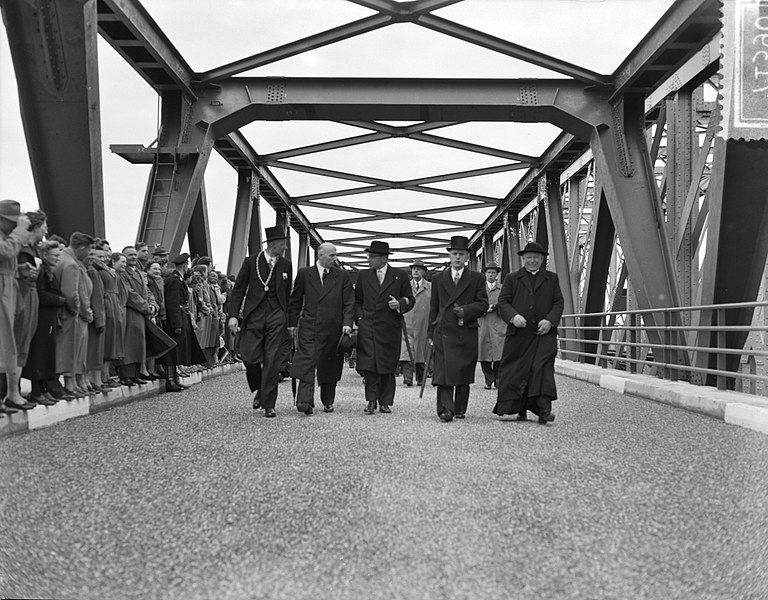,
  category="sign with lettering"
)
[721,0,768,140]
